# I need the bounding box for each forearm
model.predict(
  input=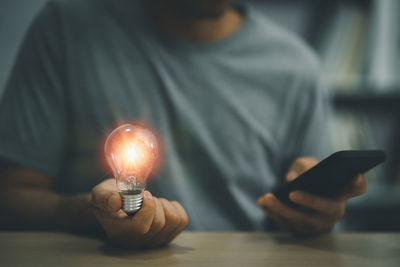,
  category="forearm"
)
[0,186,102,234]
